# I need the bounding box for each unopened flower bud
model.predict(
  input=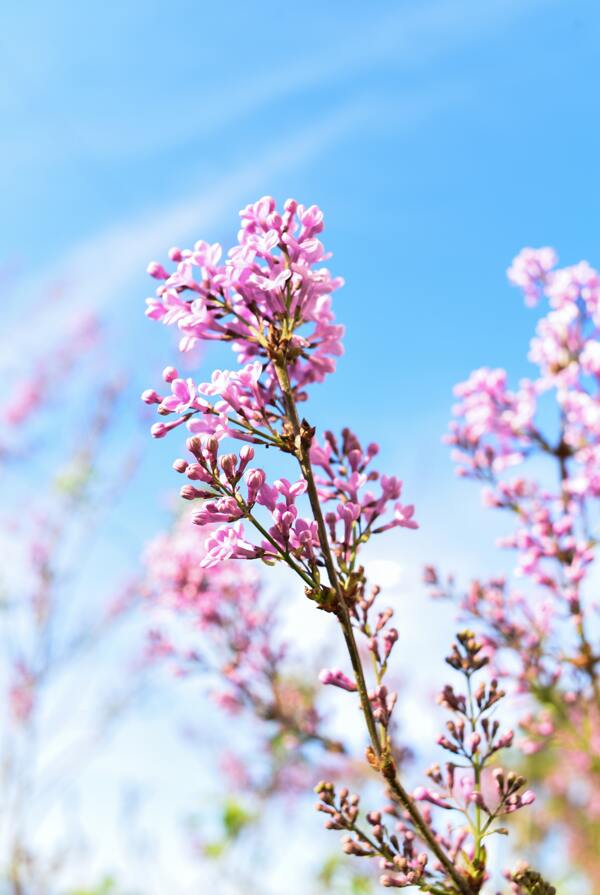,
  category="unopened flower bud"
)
[468,791,487,808]
[147,261,169,279]
[220,453,238,480]
[151,421,173,439]
[181,485,201,500]
[380,875,403,888]
[162,366,178,382]
[141,389,161,404]
[186,437,202,458]
[318,668,357,692]
[245,468,266,505]
[383,627,398,658]
[496,730,514,749]
[238,445,255,474]
[204,436,219,465]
